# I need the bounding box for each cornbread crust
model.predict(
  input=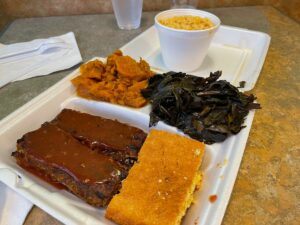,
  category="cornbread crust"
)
[105,129,205,225]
